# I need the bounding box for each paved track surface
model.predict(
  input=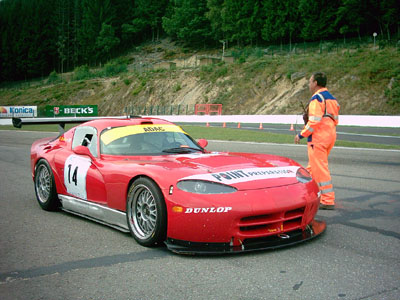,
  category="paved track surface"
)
[0,131,399,300]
